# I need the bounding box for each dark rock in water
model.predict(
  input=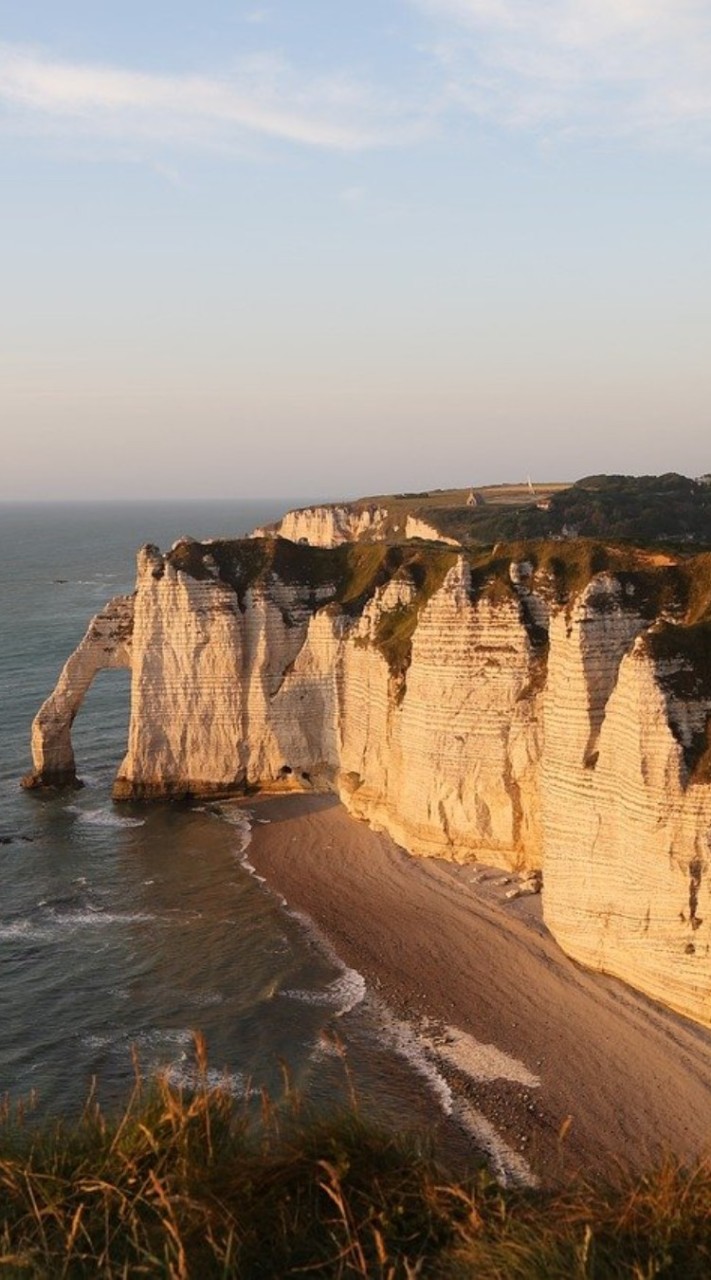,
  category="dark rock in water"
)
[0,834,35,845]
[21,770,83,792]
